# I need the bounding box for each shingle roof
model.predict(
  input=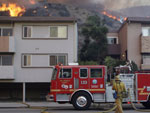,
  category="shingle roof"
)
[0,16,76,23]
[127,17,150,23]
